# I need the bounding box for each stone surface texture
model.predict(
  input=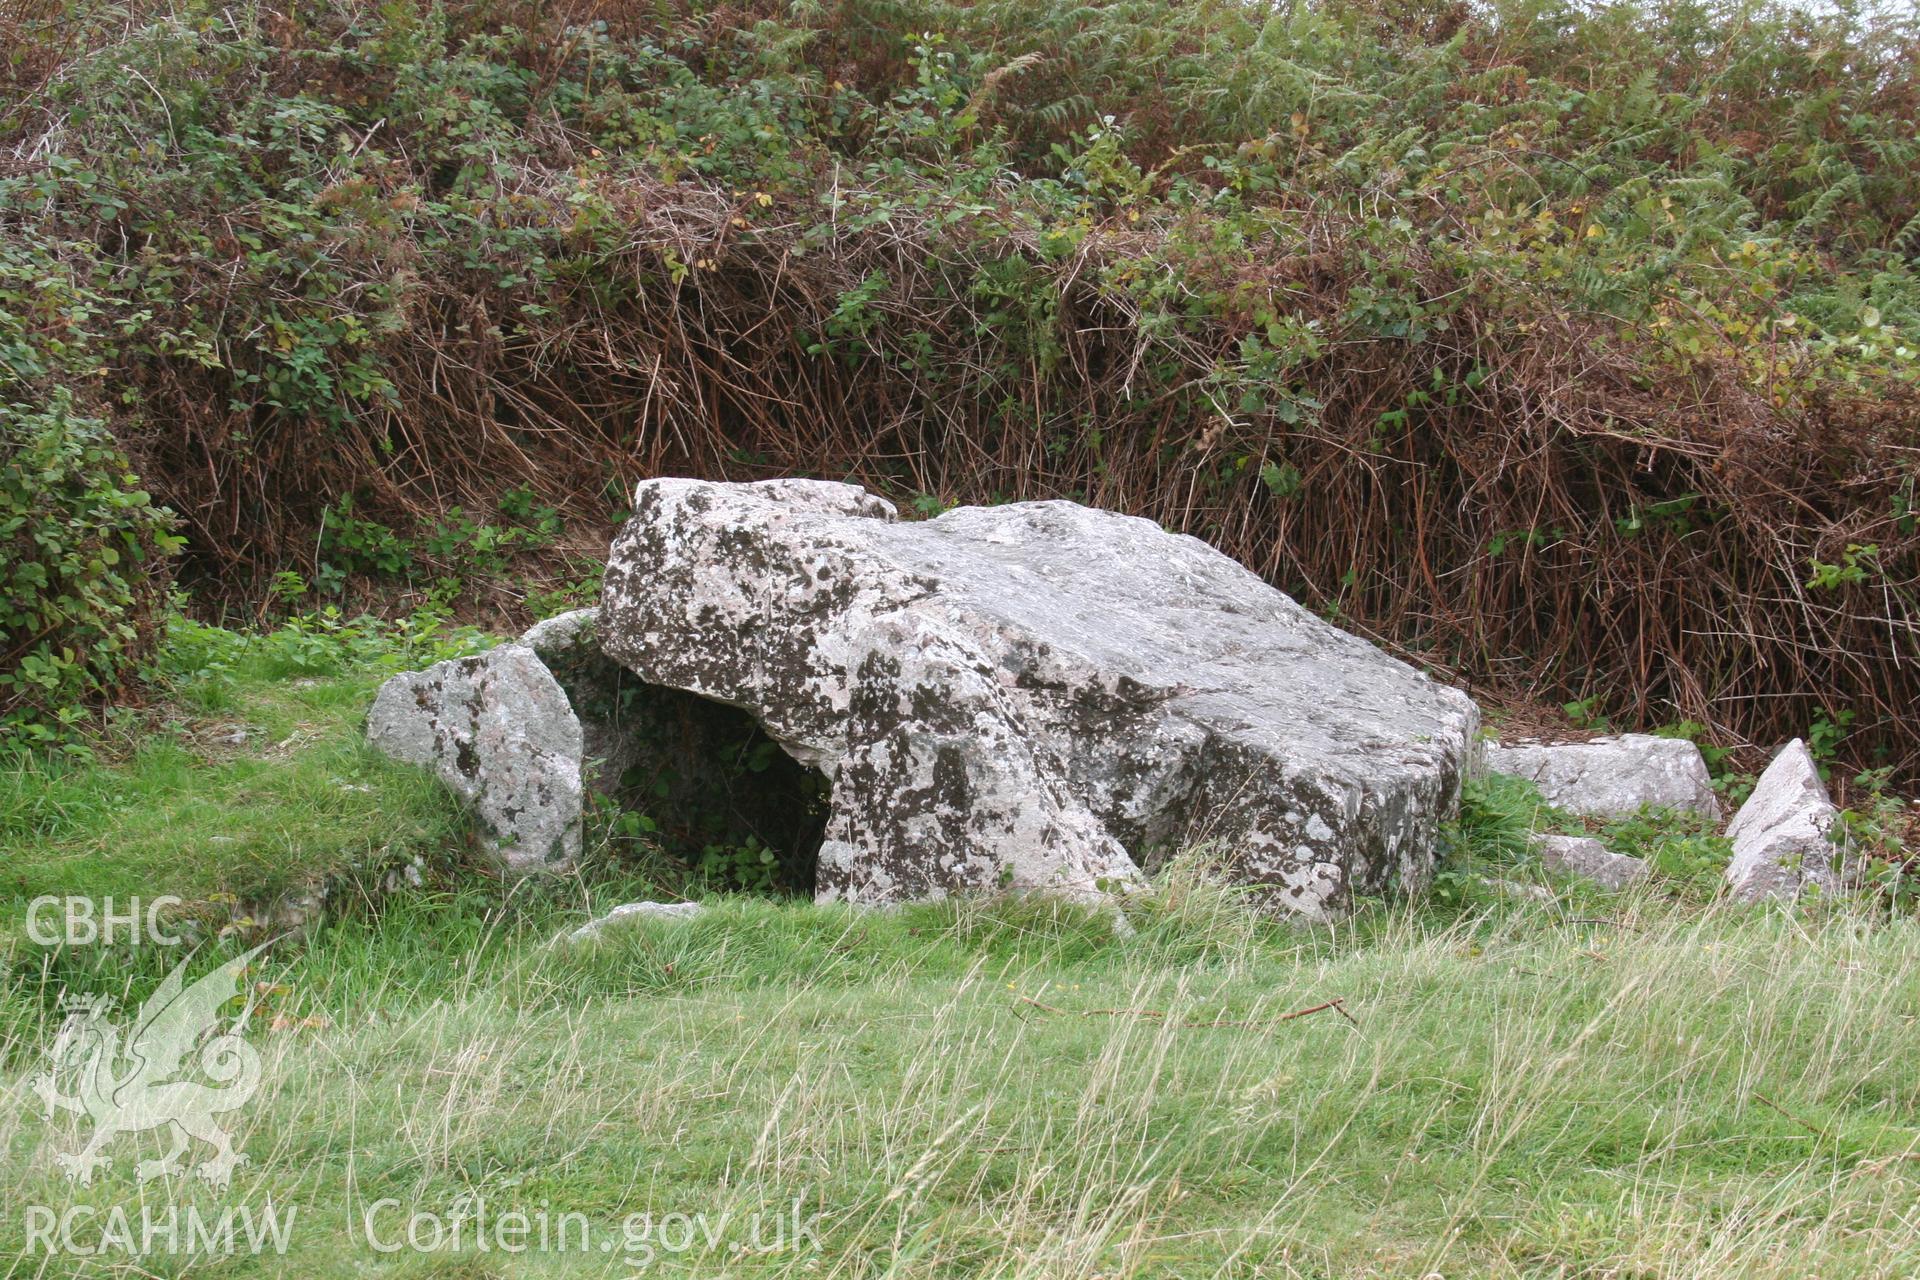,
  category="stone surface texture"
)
[1533,833,1649,891]
[366,643,583,873]
[565,900,706,943]
[598,478,1480,916]
[1724,739,1845,903]
[1485,734,1721,821]
[518,608,642,795]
